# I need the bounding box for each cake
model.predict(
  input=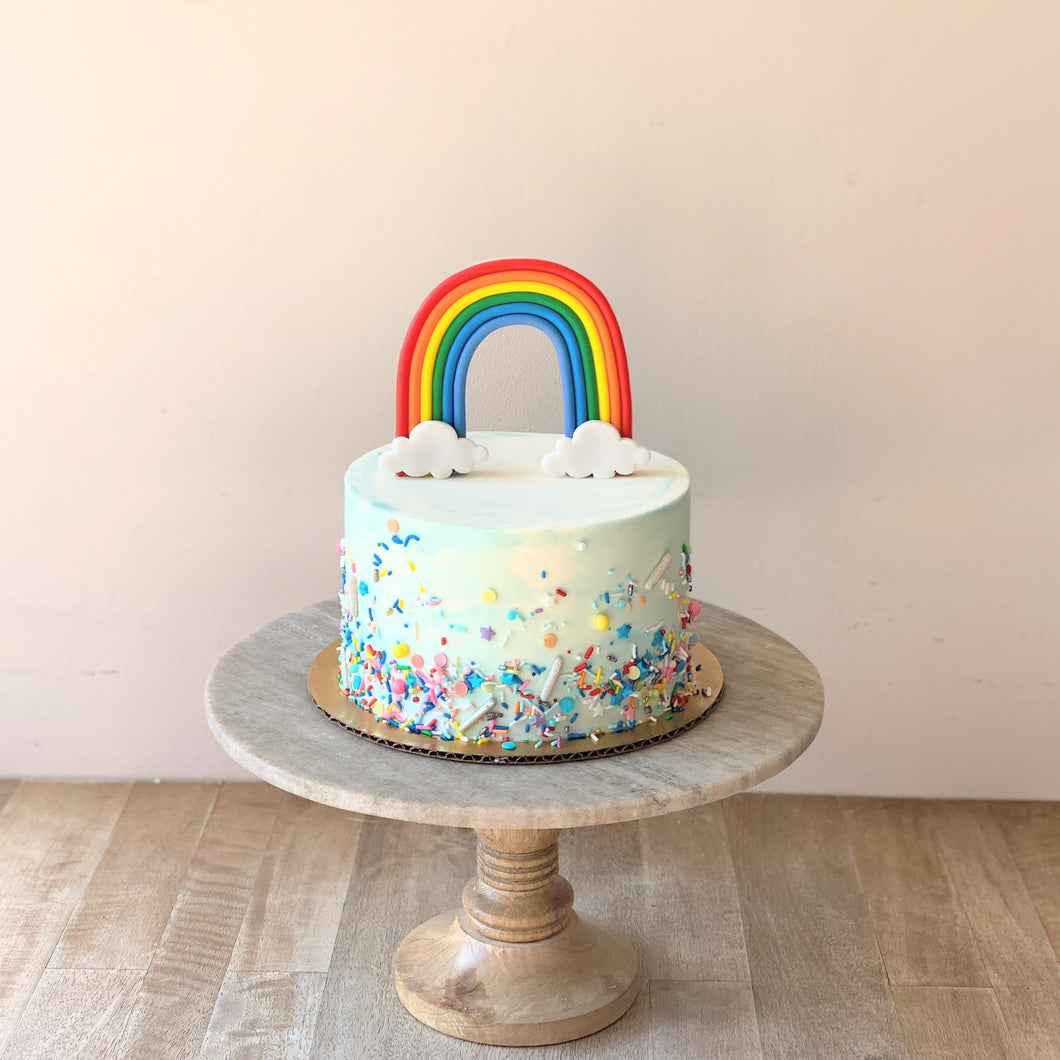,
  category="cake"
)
[314,259,719,760]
